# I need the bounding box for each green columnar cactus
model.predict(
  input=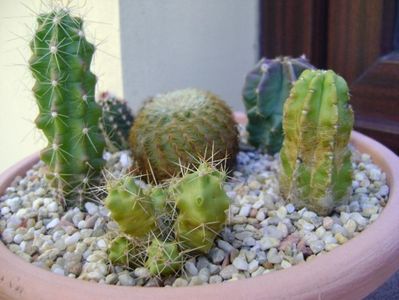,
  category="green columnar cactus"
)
[145,238,182,276]
[171,163,230,253]
[243,56,315,154]
[279,69,354,215]
[29,9,105,203]
[129,88,239,182]
[98,92,134,152]
[105,178,156,237]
